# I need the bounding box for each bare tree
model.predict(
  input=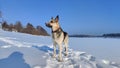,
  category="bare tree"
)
[14,21,23,32]
[22,23,36,34]
[2,21,9,30]
[36,25,49,36]
[8,23,14,31]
